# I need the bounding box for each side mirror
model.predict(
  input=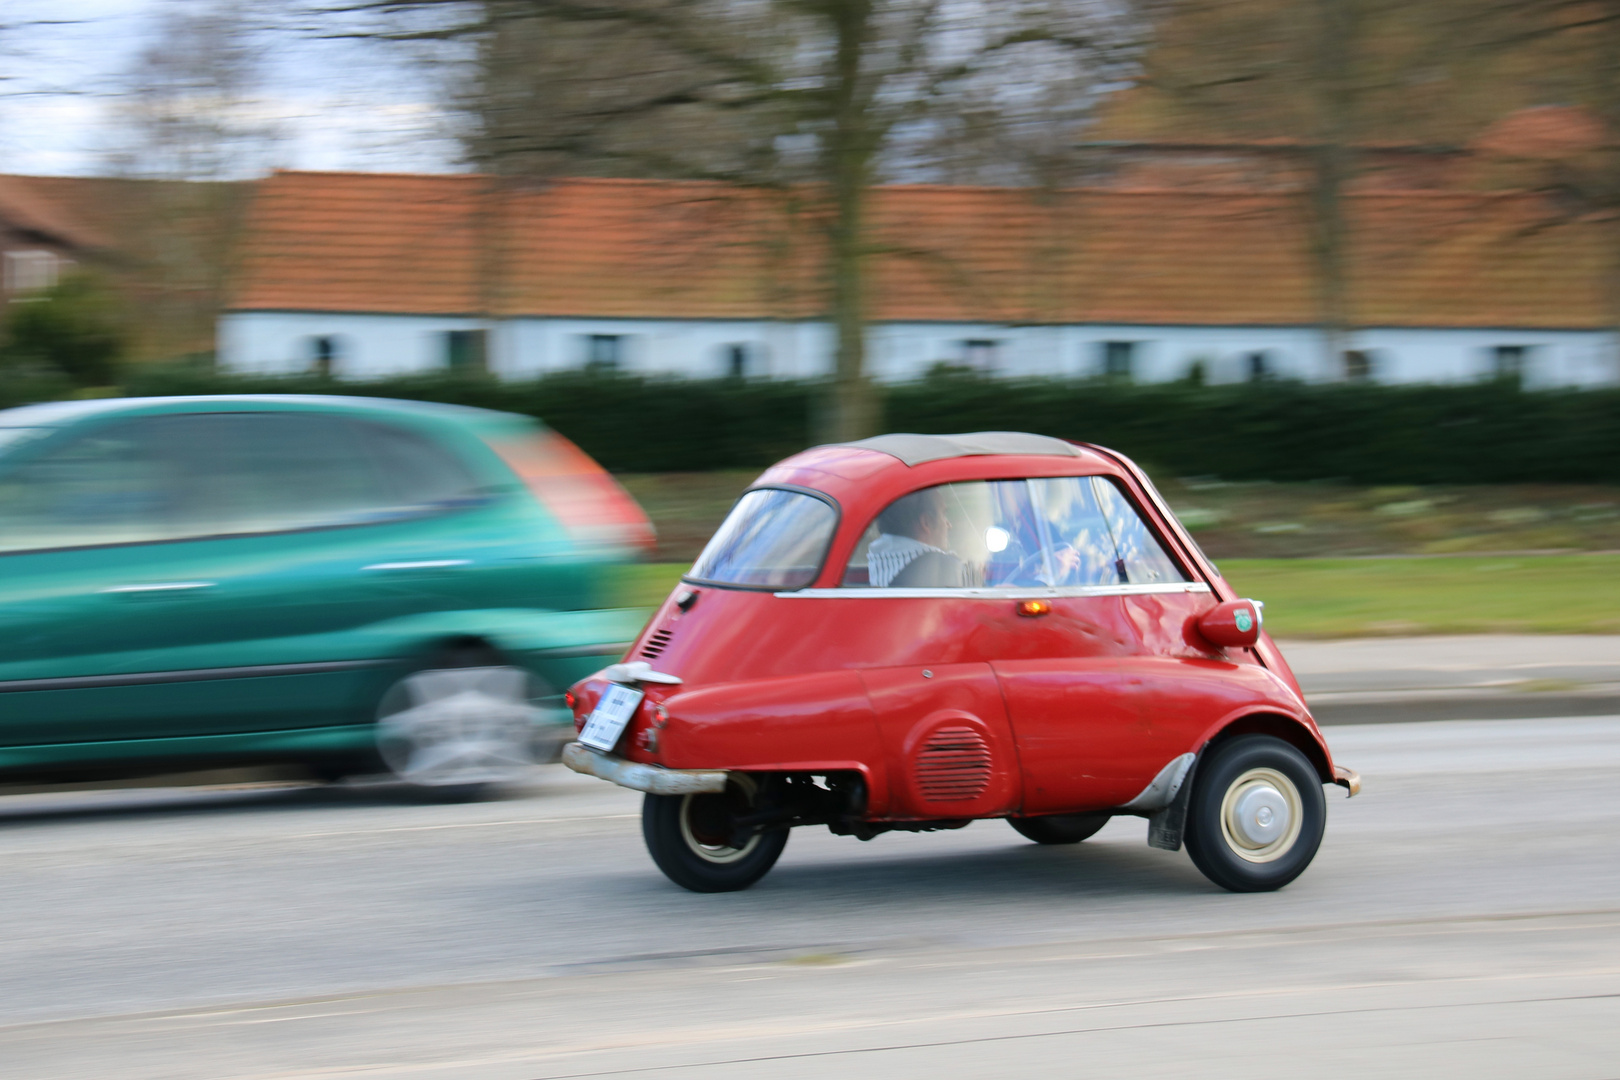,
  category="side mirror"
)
[1198,598,1263,649]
